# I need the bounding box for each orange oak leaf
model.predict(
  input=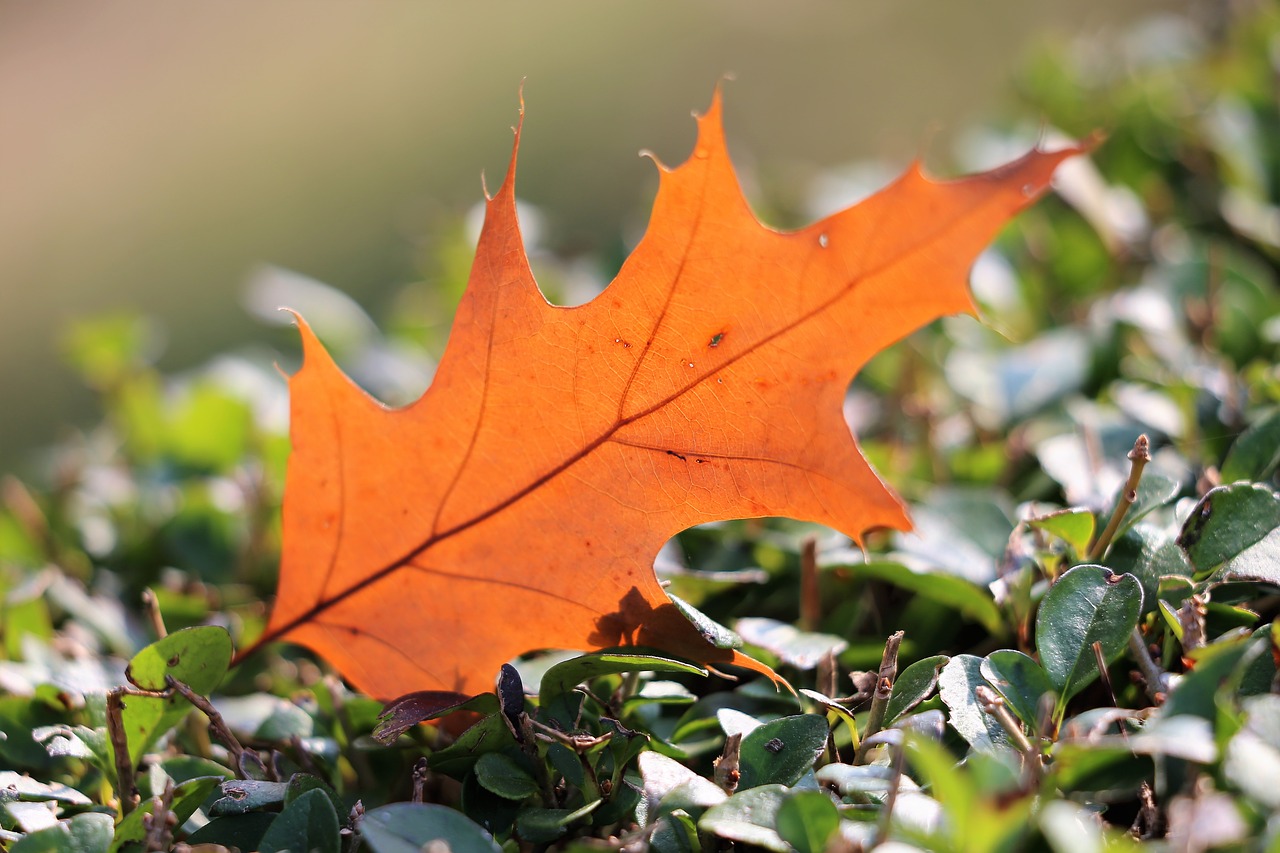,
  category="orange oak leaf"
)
[246,90,1087,699]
